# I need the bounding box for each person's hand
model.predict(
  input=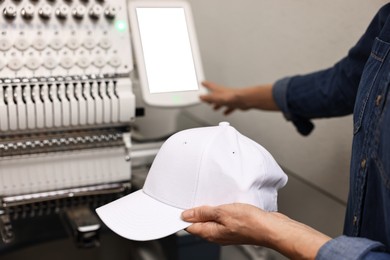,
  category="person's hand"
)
[182,203,265,245]
[182,203,331,260]
[200,81,279,115]
[200,81,246,115]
